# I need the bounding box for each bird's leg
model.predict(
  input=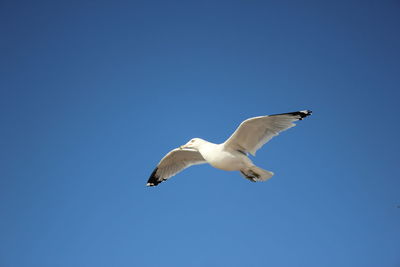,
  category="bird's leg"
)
[240,170,258,182]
